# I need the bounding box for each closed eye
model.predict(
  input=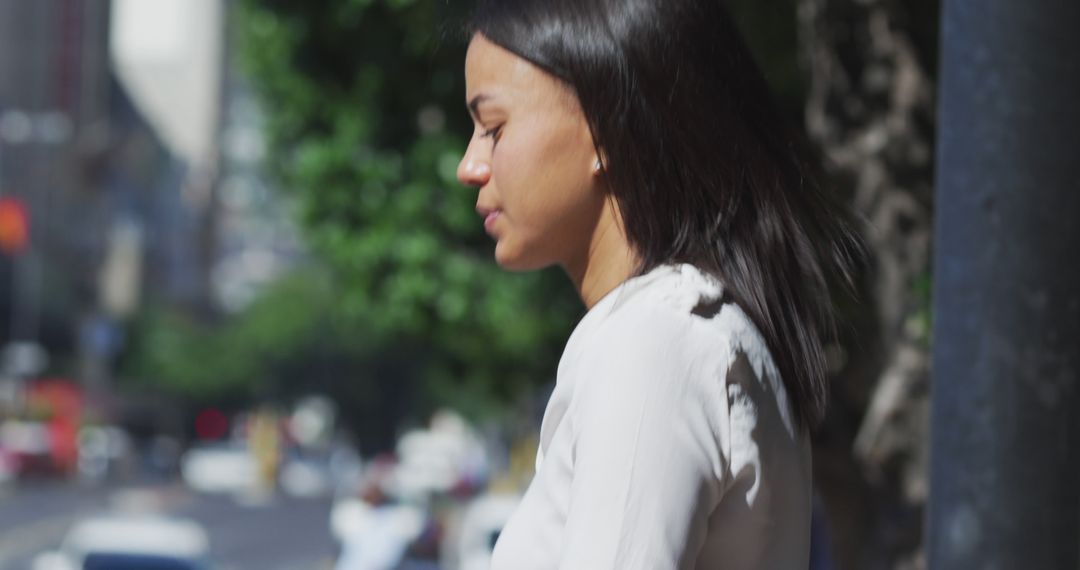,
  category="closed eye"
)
[481,124,503,141]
